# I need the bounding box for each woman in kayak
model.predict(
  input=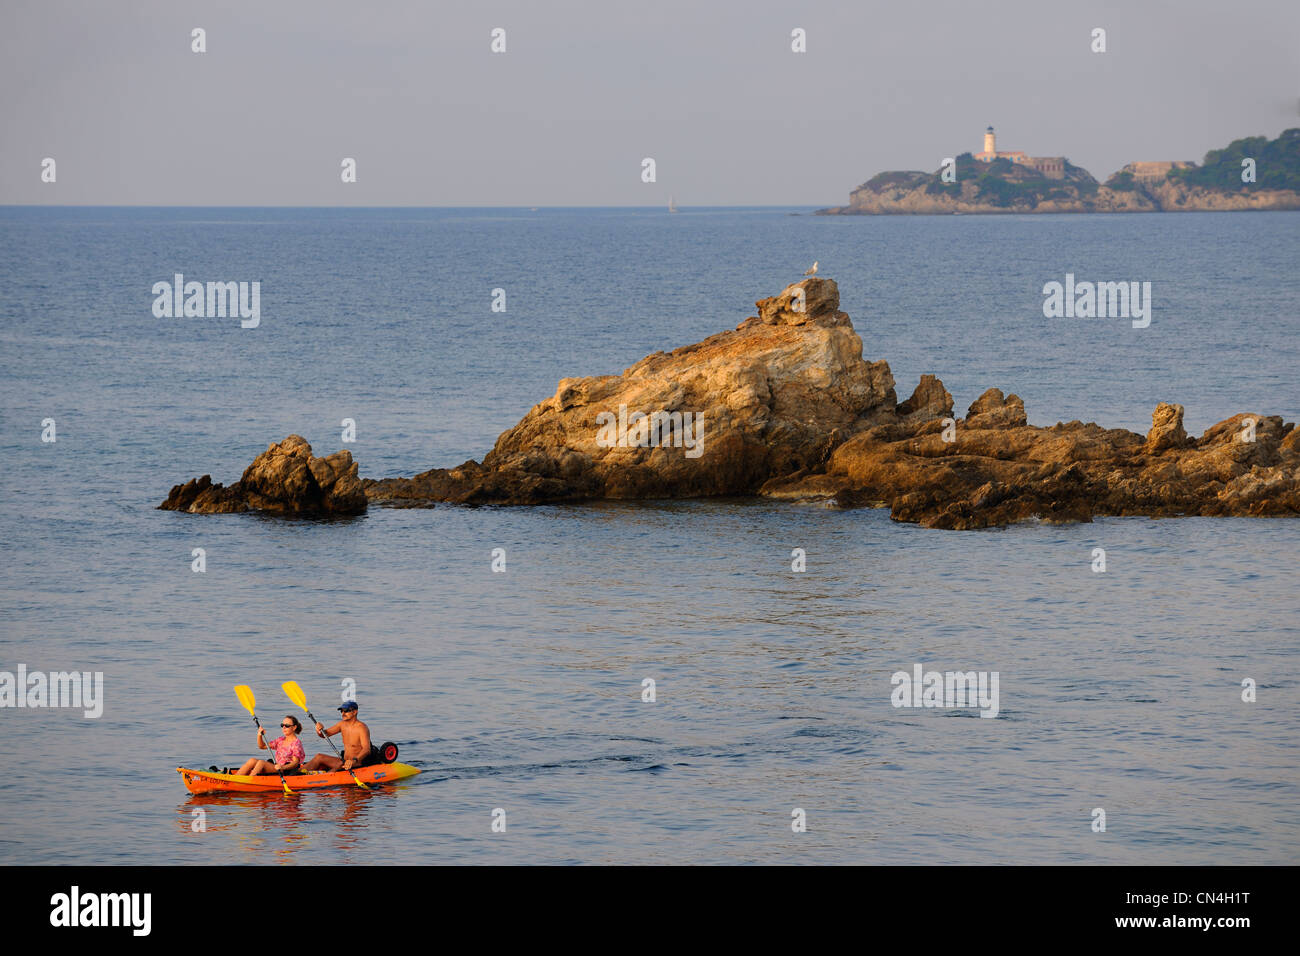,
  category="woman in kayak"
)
[234,715,306,776]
